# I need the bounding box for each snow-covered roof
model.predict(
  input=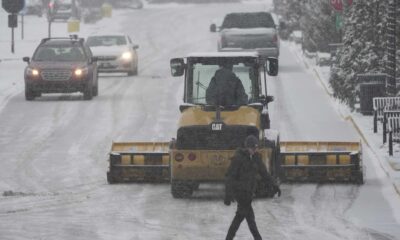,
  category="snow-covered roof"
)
[186,52,259,58]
